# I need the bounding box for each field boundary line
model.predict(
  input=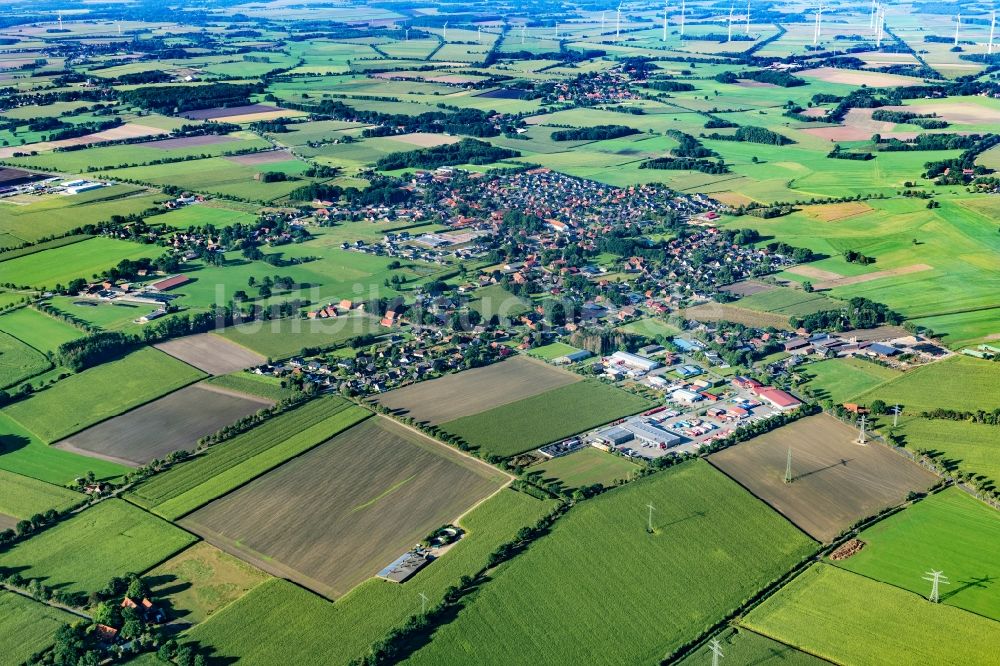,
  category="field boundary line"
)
[726,625,841,666]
